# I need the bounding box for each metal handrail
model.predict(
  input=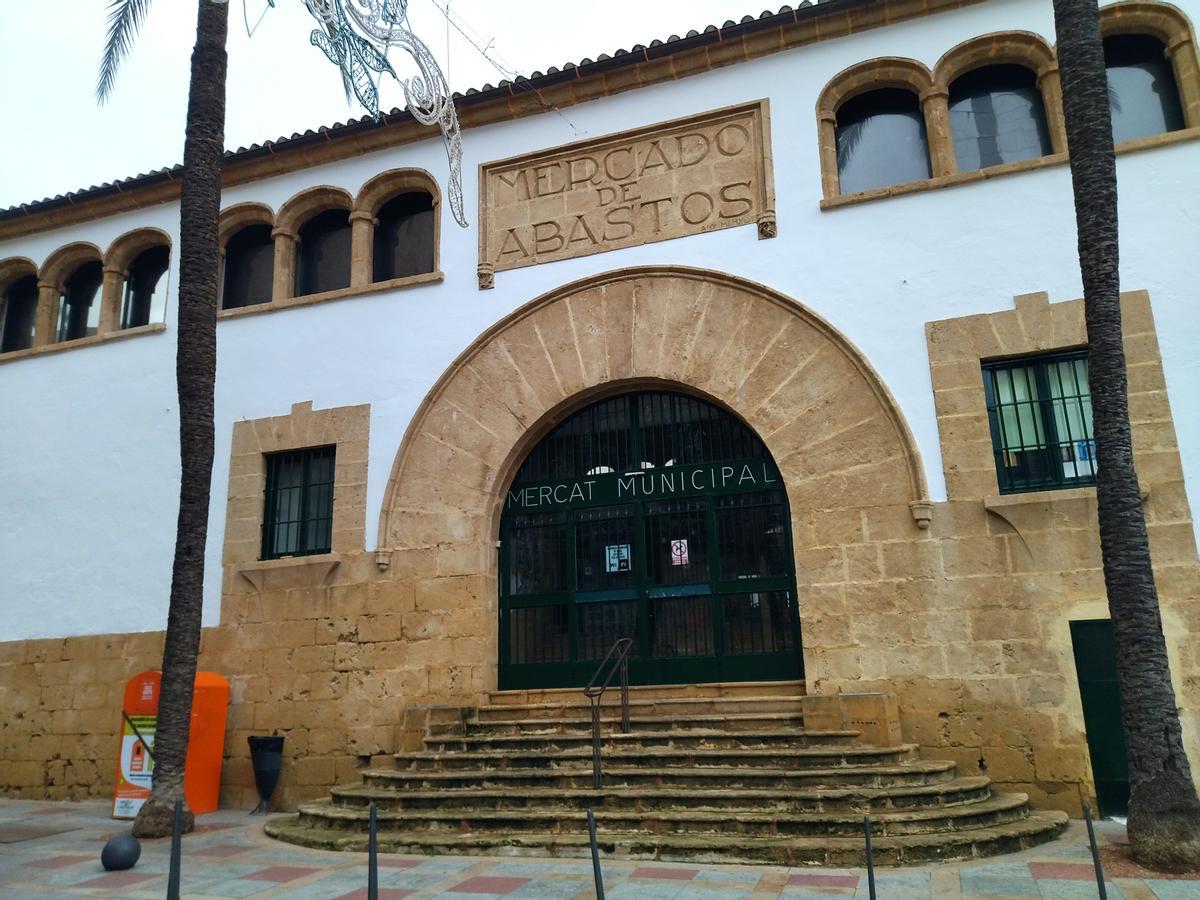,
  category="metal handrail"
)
[582,637,634,788]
